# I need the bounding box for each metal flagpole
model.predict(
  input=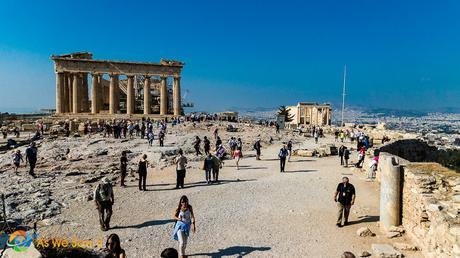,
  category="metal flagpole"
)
[341,64,347,127]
